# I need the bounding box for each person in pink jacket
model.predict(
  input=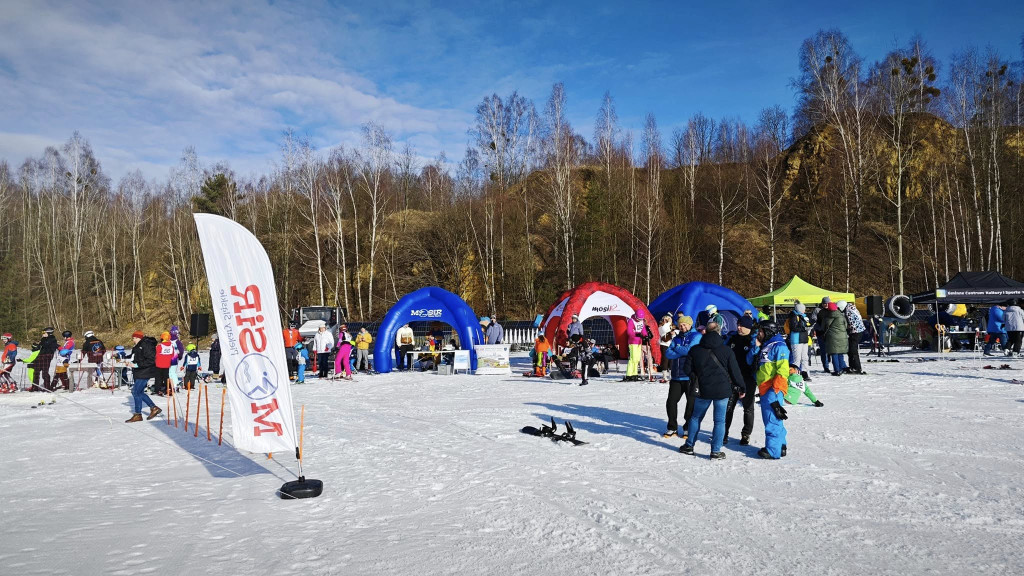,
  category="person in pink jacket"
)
[624,310,650,382]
